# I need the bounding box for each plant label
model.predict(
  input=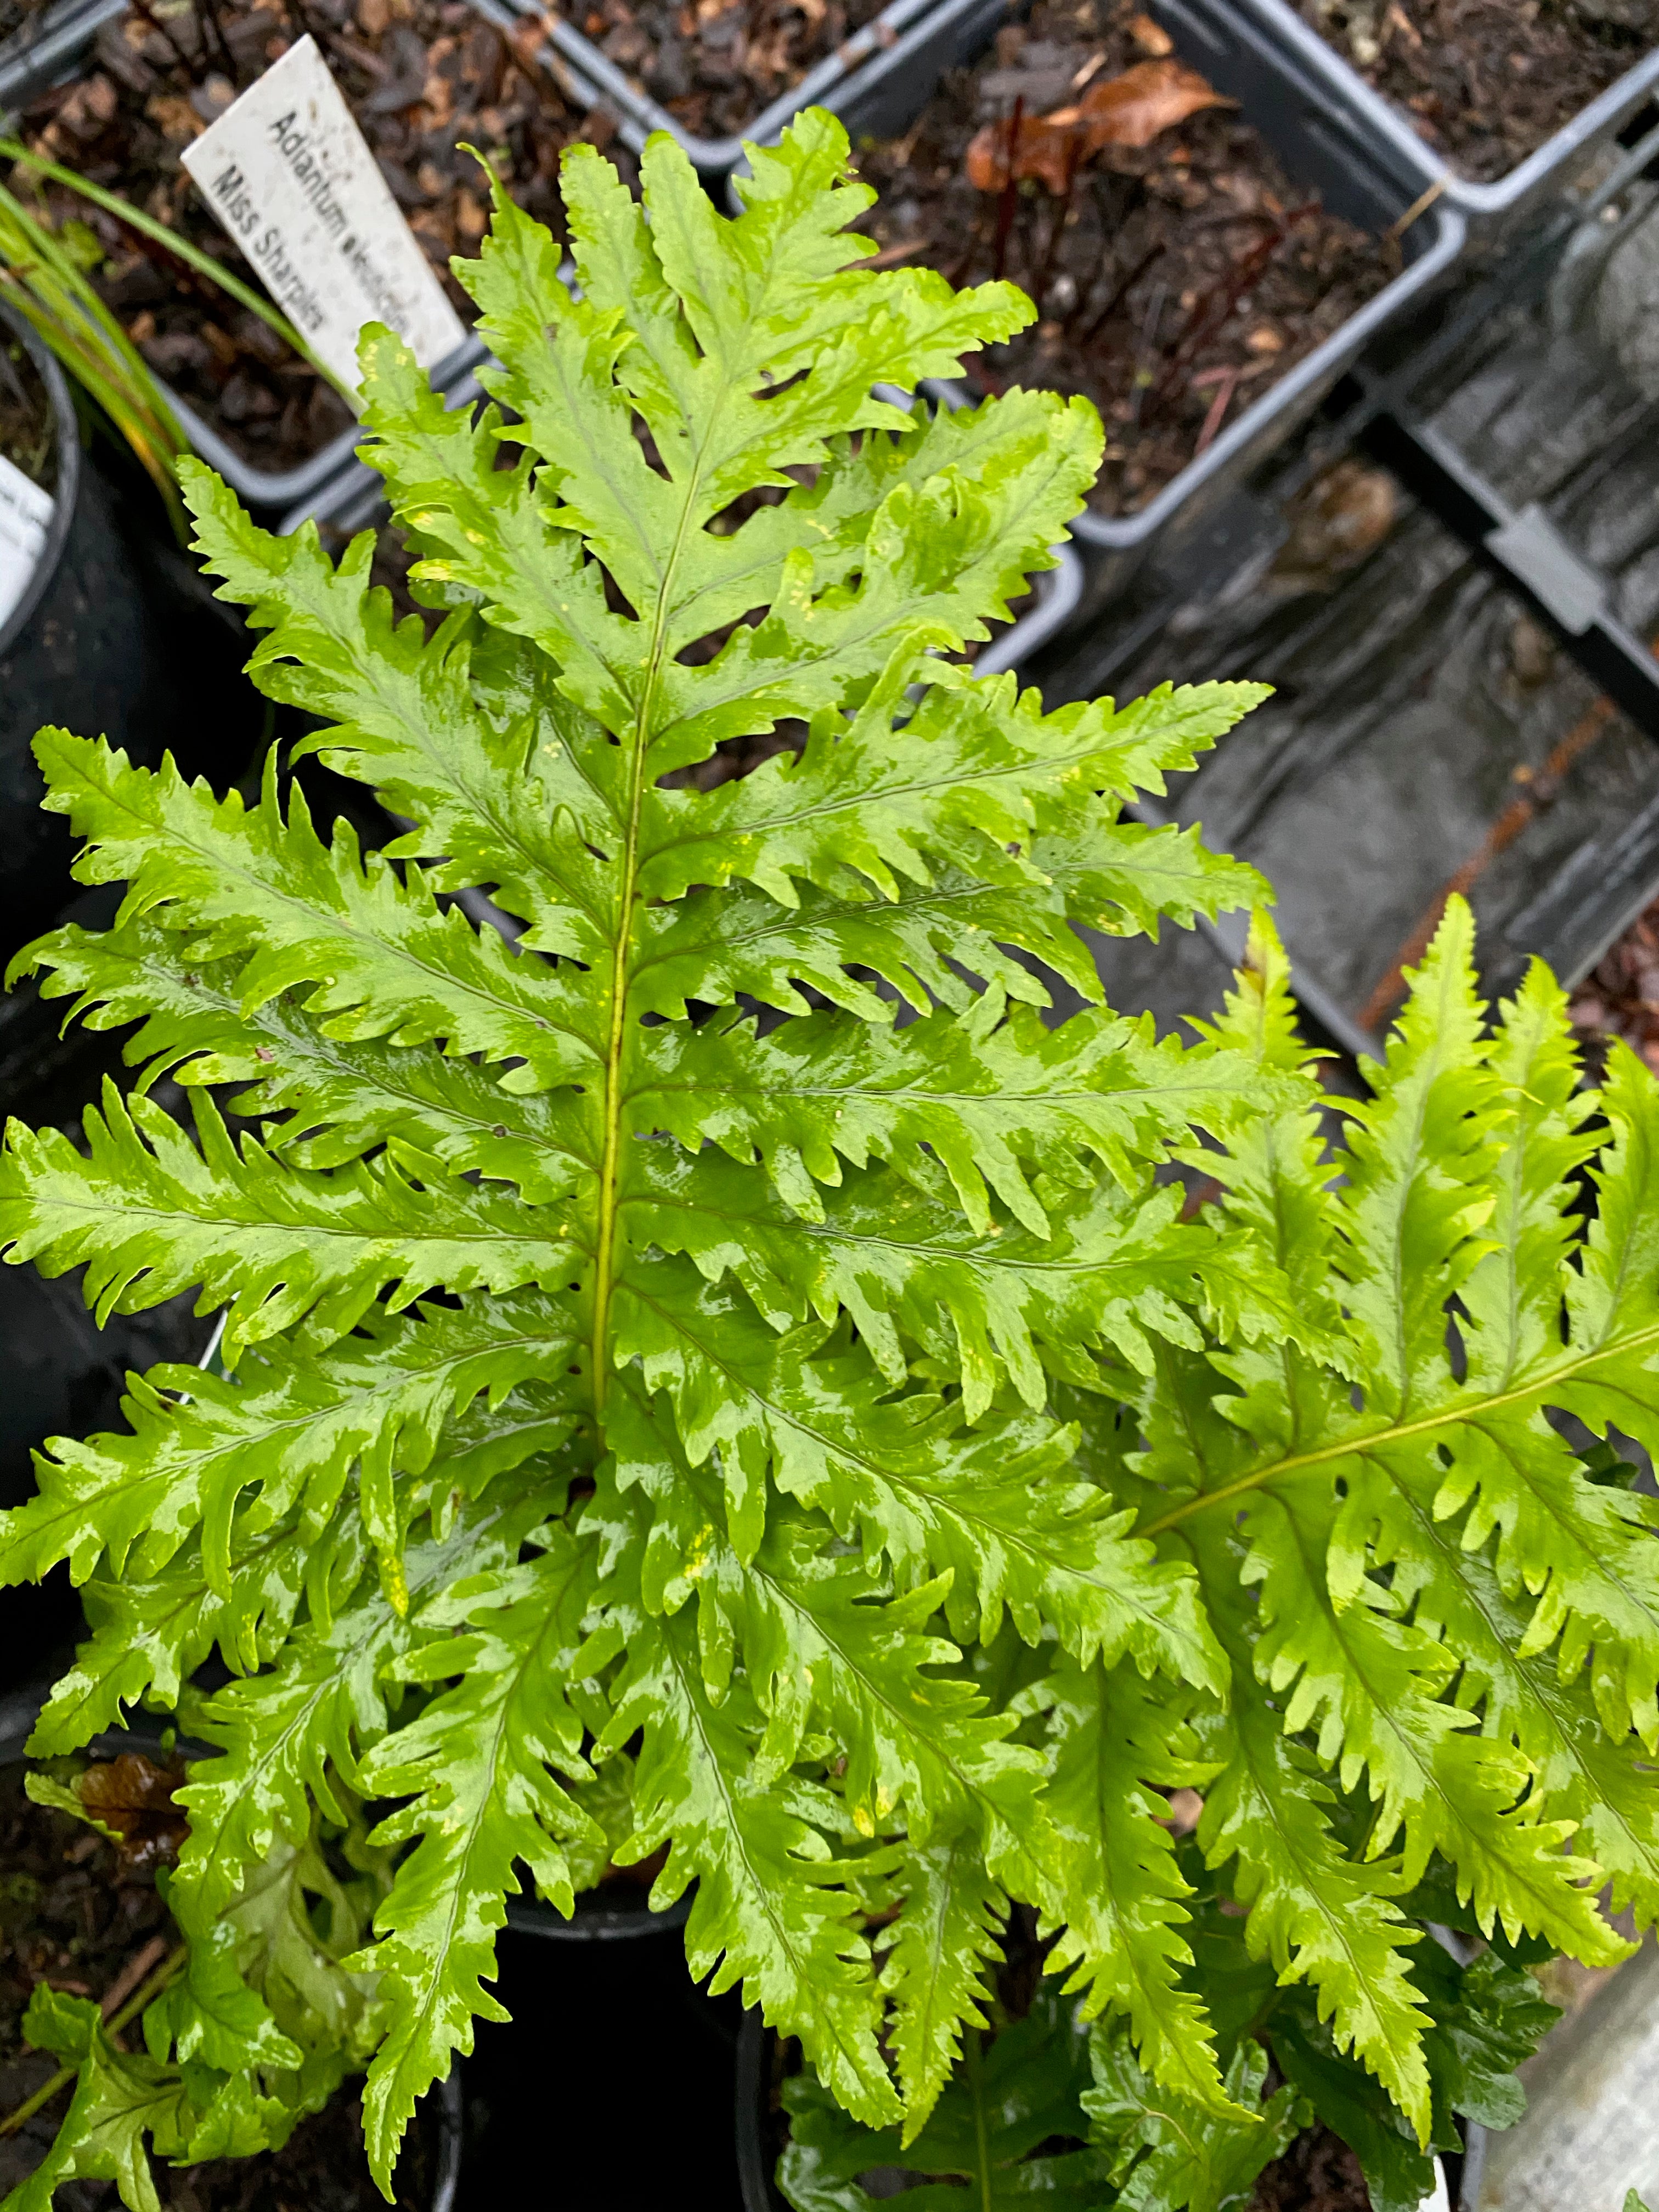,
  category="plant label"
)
[0,452,52,633]
[179,34,466,402]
